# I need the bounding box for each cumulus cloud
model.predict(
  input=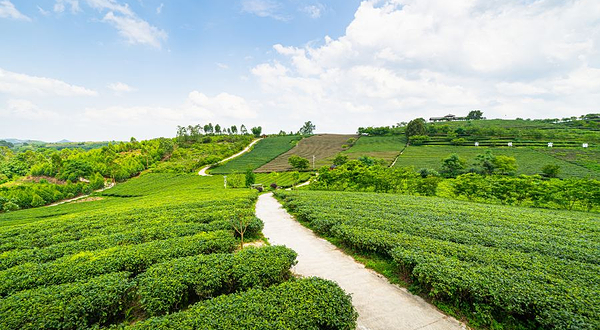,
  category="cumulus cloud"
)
[84,91,256,126]
[53,0,167,48]
[300,4,324,19]
[251,0,600,130]
[107,81,136,94]
[0,99,59,120]
[0,0,31,21]
[53,0,80,13]
[241,0,290,21]
[0,67,98,97]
